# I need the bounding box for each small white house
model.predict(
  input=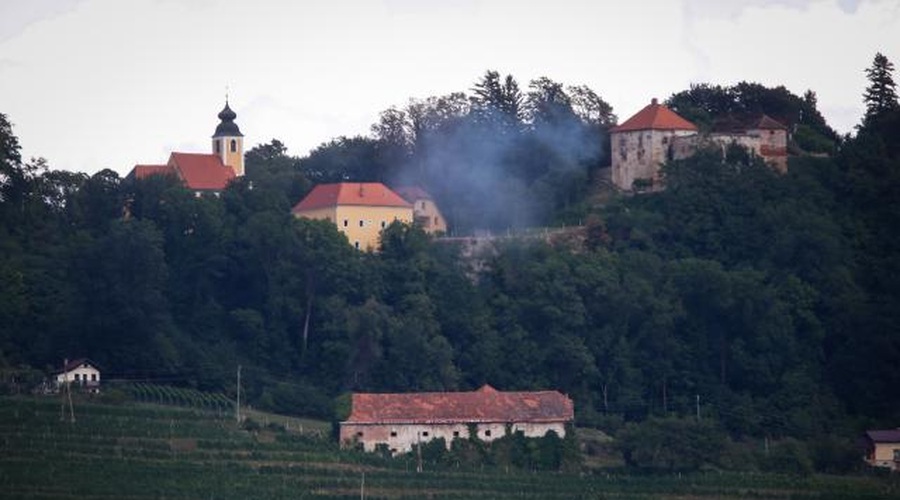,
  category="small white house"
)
[55,358,101,393]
